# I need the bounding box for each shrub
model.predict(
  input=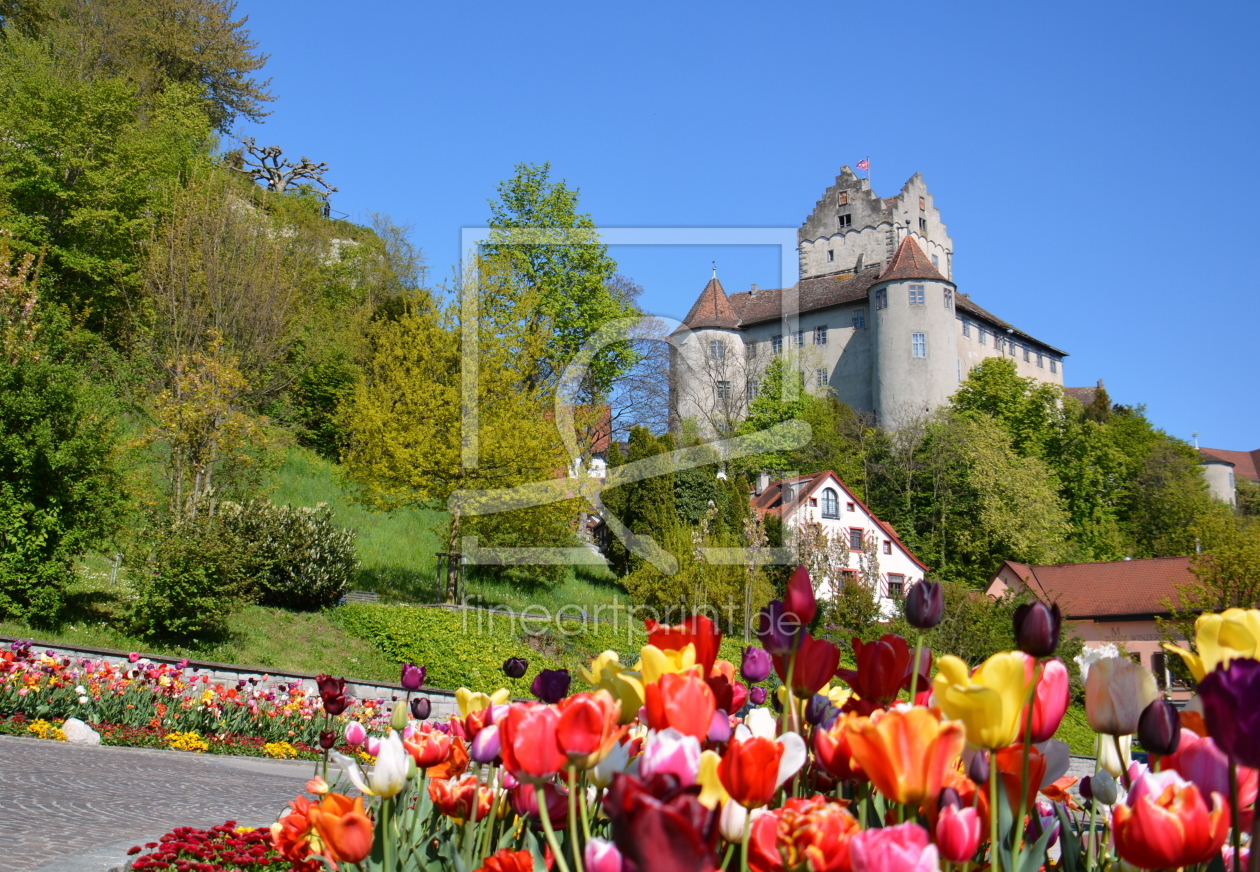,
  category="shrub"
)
[130,514,252,641]
[222,500,358,610]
